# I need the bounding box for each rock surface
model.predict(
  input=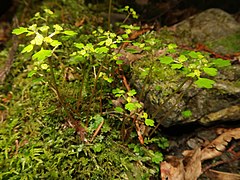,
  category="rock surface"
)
[174,8,240,54]
[130,8,240,127]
